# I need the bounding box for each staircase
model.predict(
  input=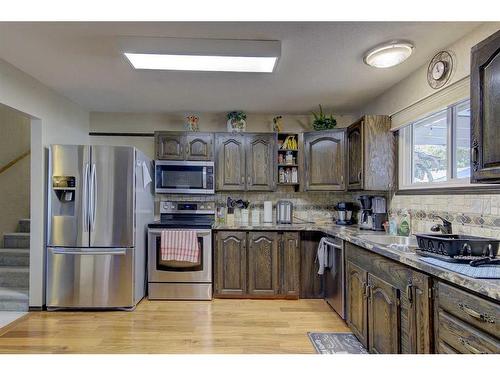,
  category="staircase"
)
[0,218,29,311]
